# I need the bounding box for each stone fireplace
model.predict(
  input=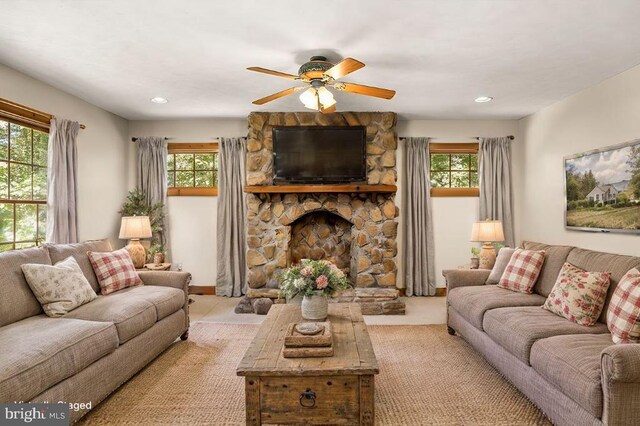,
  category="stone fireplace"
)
[243,111,404,315]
